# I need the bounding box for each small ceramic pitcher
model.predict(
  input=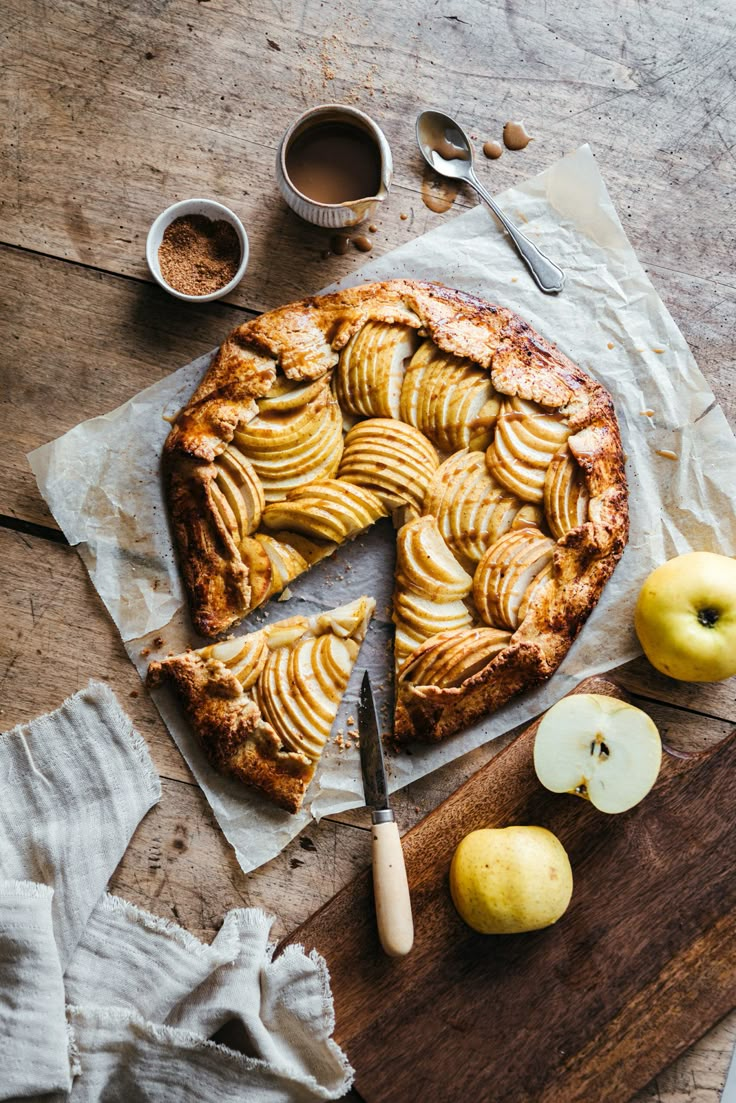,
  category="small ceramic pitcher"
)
[277,104,393,229]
